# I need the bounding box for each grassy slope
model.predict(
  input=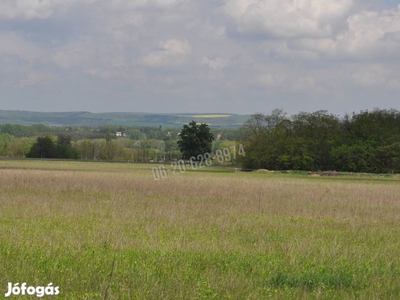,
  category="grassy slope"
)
[1,161,400,299]
[0,110,250,127]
